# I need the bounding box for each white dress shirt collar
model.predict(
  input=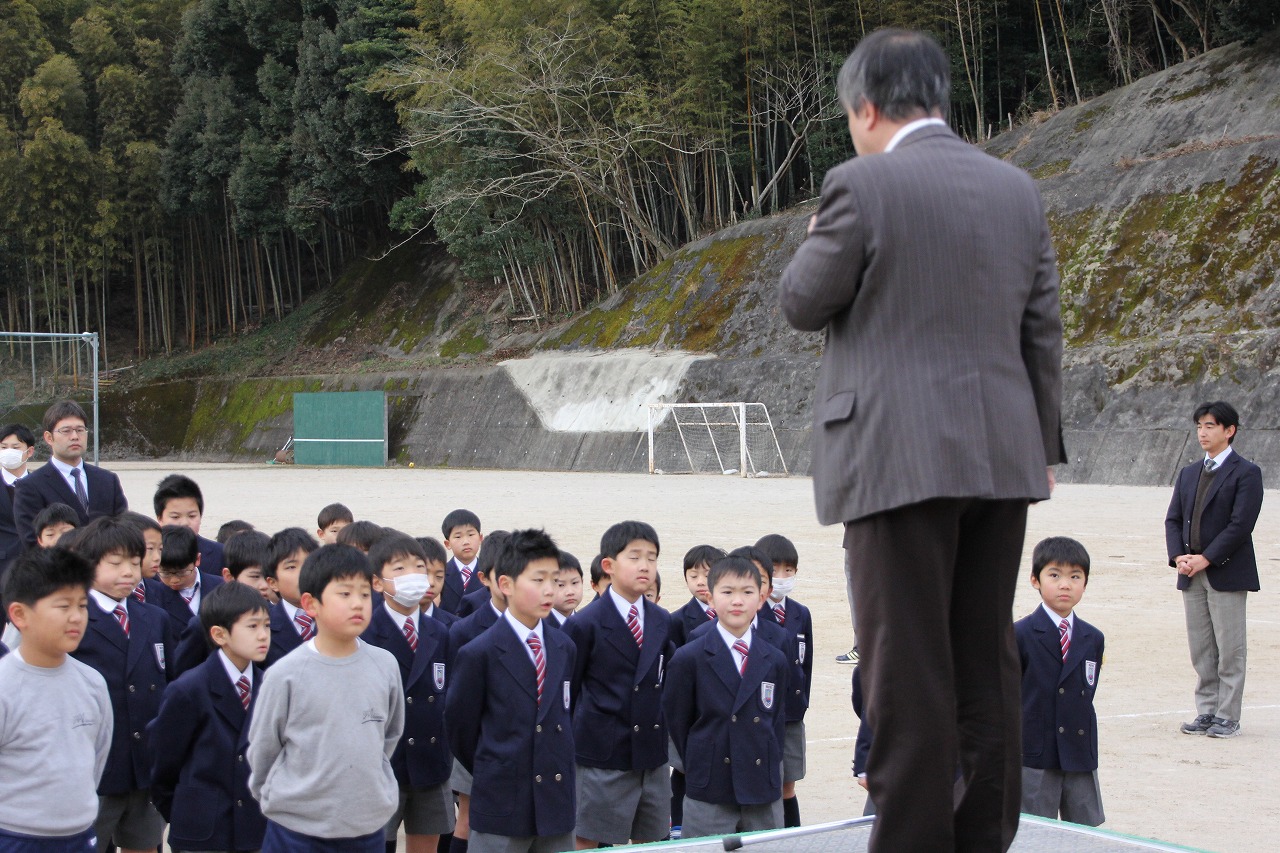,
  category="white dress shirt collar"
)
[885,117,948,152]
[1205,446,1233,469]
[608,585,644,629]
[1041,602,1074,637]
[503,609,546,666]
[217,649,253,689]
[89,588,123,613]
